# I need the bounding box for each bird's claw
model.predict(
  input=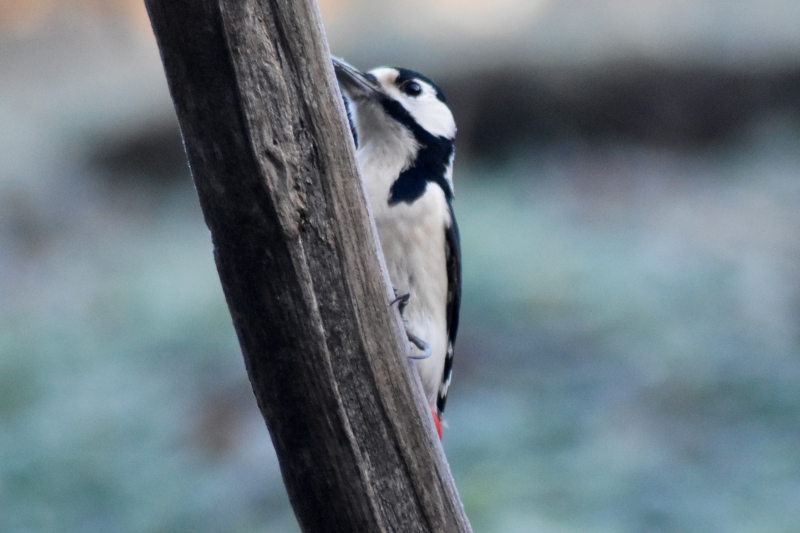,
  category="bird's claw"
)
[390,291,428,359]
[406,330,431,360]
[390,292,411,315]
